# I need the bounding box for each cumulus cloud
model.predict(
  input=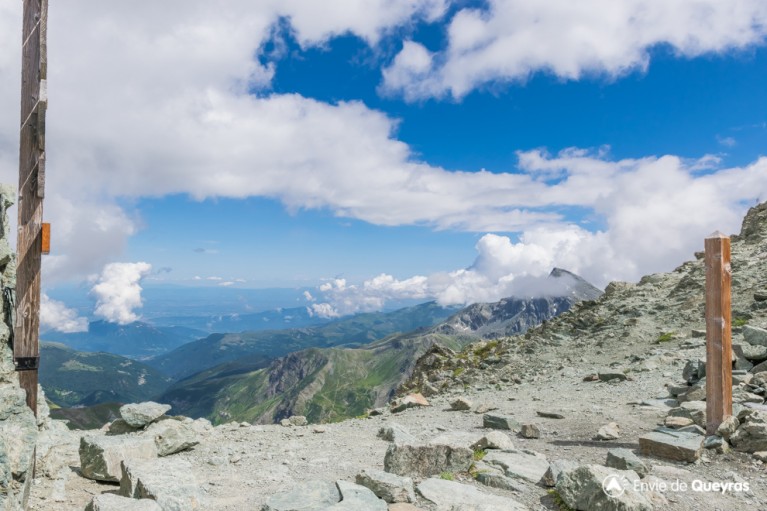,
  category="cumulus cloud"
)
[311,150,767,315]
[0,1,448,283]
[0,1,765,291]
[90,262,152,325]
[40,293,88,333]
[382,0,767,99]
